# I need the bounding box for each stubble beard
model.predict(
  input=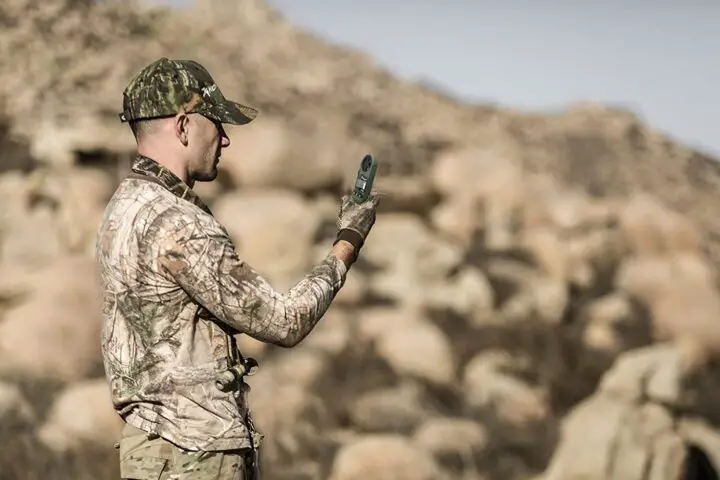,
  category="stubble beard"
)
[190,153,219,183]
